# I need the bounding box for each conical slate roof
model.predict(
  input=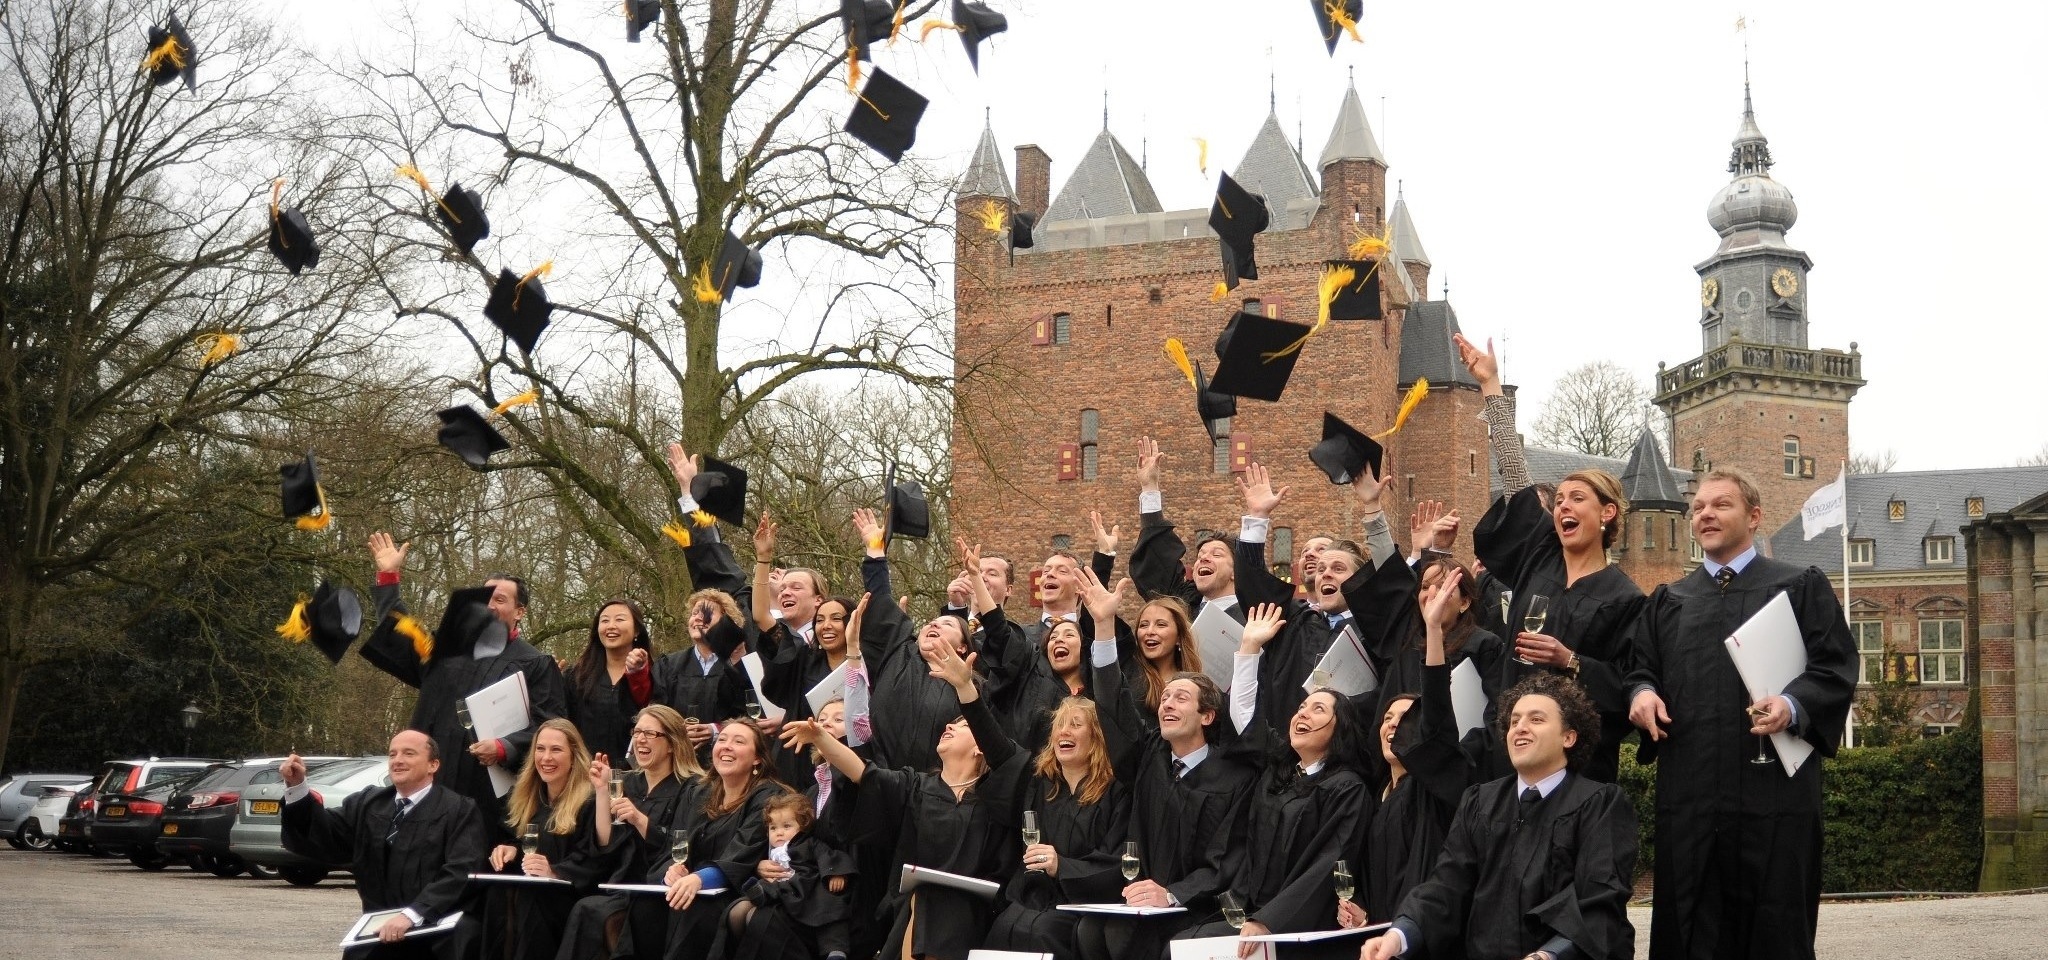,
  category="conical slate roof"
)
[957,122,1014,200]
[1390,189,1430,266]
[1042,129,1162,223]
[1621,428,1687,511]
[1318,86,1385,168]
[1232,111,1318,212]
